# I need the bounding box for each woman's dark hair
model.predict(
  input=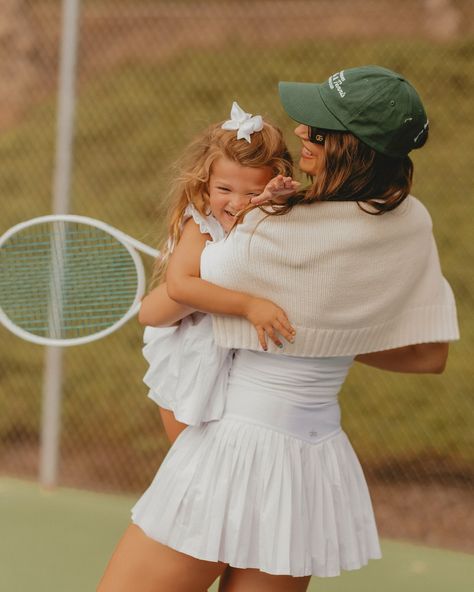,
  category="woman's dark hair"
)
[309,131,415,214]
[232,127,429,230]
[258,128,428,218]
